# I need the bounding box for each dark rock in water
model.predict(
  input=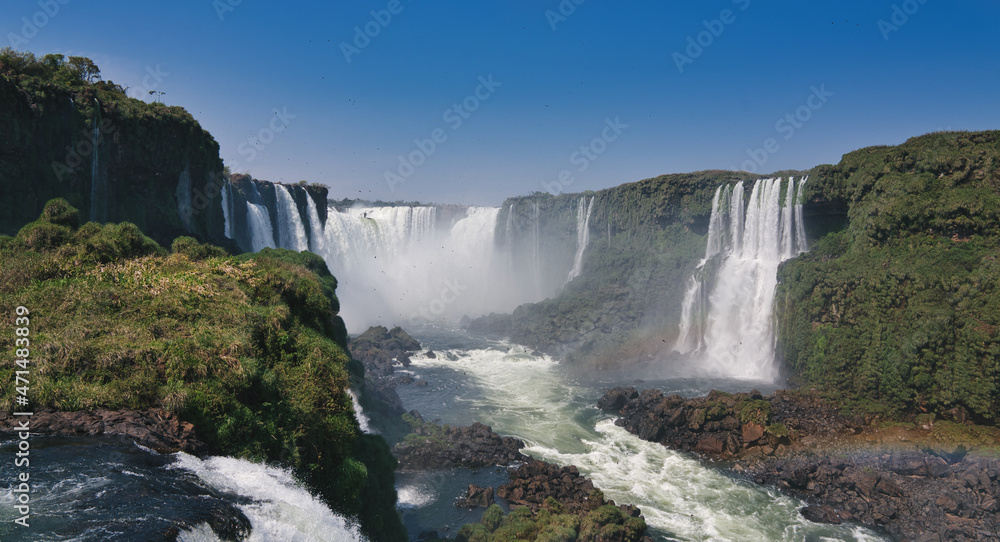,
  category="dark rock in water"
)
[0,408,206,454]
[349,325,422,421]
[426,350,437,359]
[203,502,253,541]
[455,484,494,508]
[596,387,638,413]
[801,504,849,524]
[414,379,428,387]
[394,421,528,469]
[497,460,644,519]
